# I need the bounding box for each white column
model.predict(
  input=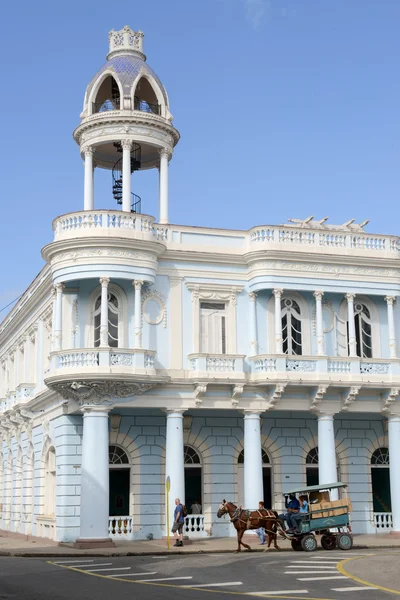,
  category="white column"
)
[346,293,357,357]
[385,296,397,359]
[318,414,338,500]
[273,289,283,354]
[133,280,143,348]
[83,146,94,211]
[159,148,169,224]
[51,288,57,351]
[165,410,185,533]
[388,415,400,532]
[243,411,264,509]
[99,277,110,347]
[314,291,325,356]
[121,139,132,212]
[54,283,64,351]
[23,334,31,382]
[249,292,258,356]
[13,347,20,390]
[34,321,44,391]
[79,407,112,542]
